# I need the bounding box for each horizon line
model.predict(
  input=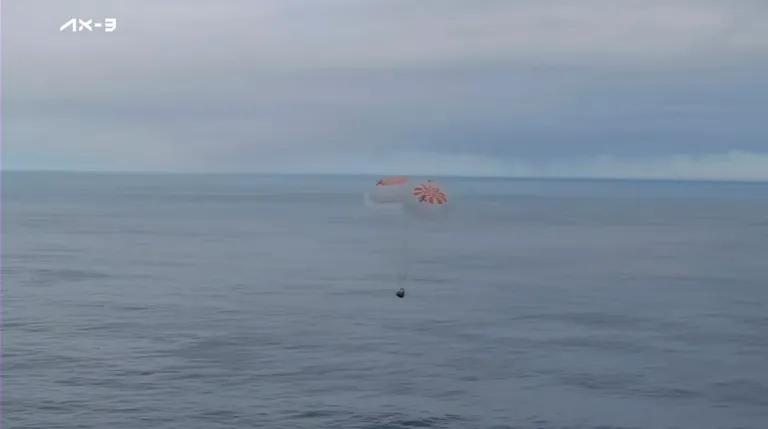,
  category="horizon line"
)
[2,169,767,184]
